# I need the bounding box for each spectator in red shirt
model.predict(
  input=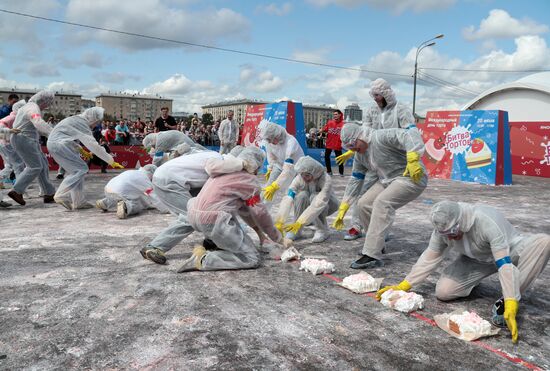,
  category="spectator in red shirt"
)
[321,109,344,176]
